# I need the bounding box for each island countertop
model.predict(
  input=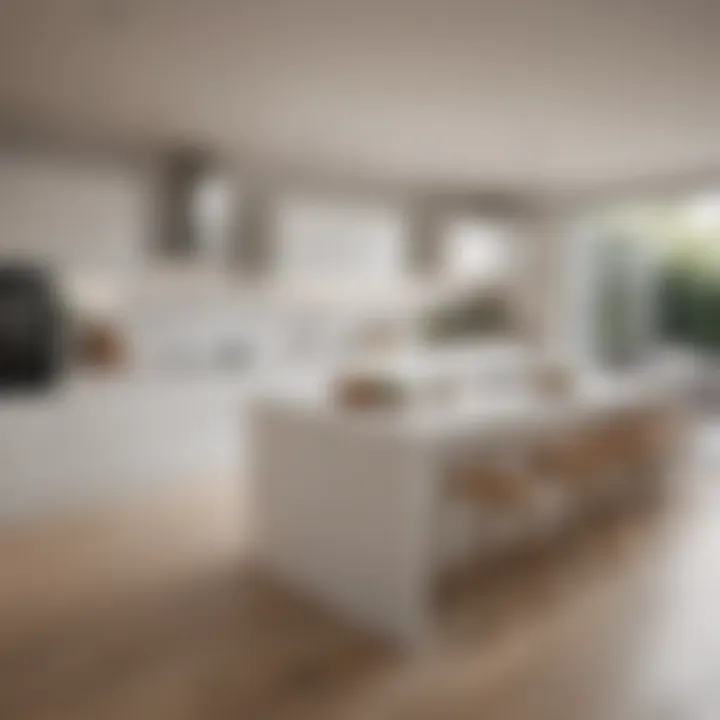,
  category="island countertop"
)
[253,351,695,445]
[250,351,695,644]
